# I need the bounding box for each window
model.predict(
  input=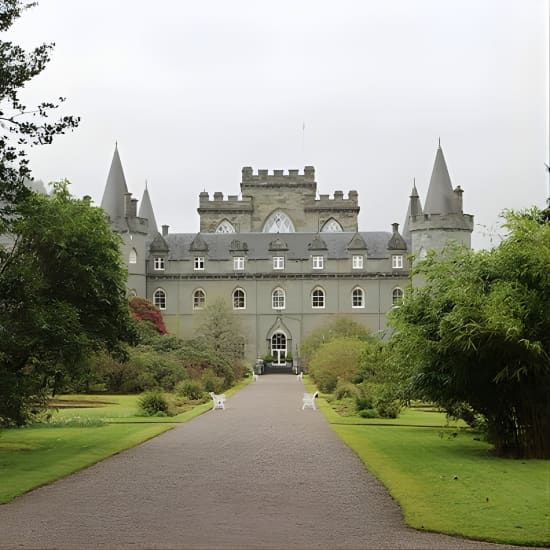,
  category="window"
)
[312,255,324,270]
[392,255,404,269]
[194,257,205,270]
[153,289,166,310]
[352,255,363,269]
[233,256,245,271]
[262,211,295,233]
[215,220,235,233]
[311,287,325,308]
[273,256,285,270]
[352,287,365,308]
[233,288,246,310]
[154,256,165,271]
[321,218,343,232]
[392,287,404,306]
[272,288,286,310]
[193,289,206,310]
[129,248,137,264]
